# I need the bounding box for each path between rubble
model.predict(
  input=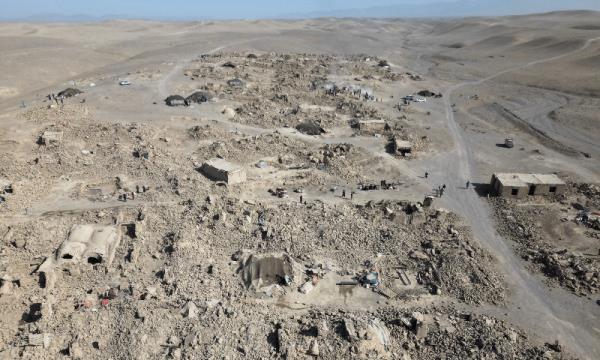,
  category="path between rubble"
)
[431,37,600,359]
[155,37,600,357]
